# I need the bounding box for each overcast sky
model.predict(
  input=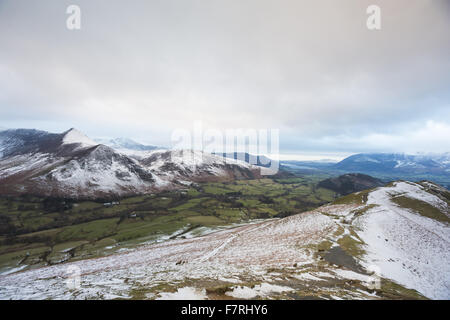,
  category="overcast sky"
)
[0,0,449,159]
